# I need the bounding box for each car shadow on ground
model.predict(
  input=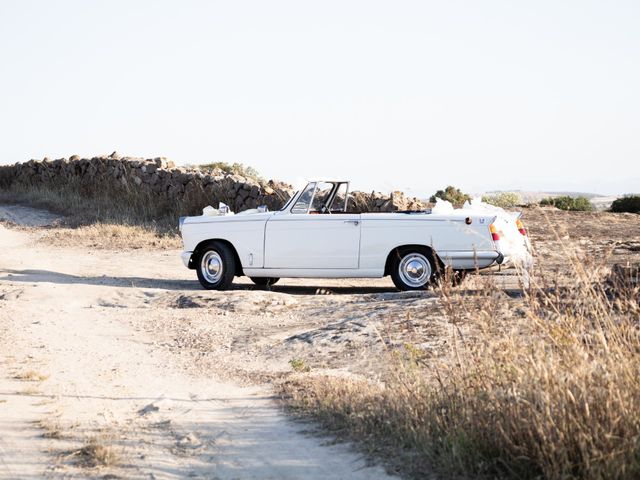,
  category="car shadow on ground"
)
[0,268,400,295]
[235,284,399,295]
[0,268,197,291]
